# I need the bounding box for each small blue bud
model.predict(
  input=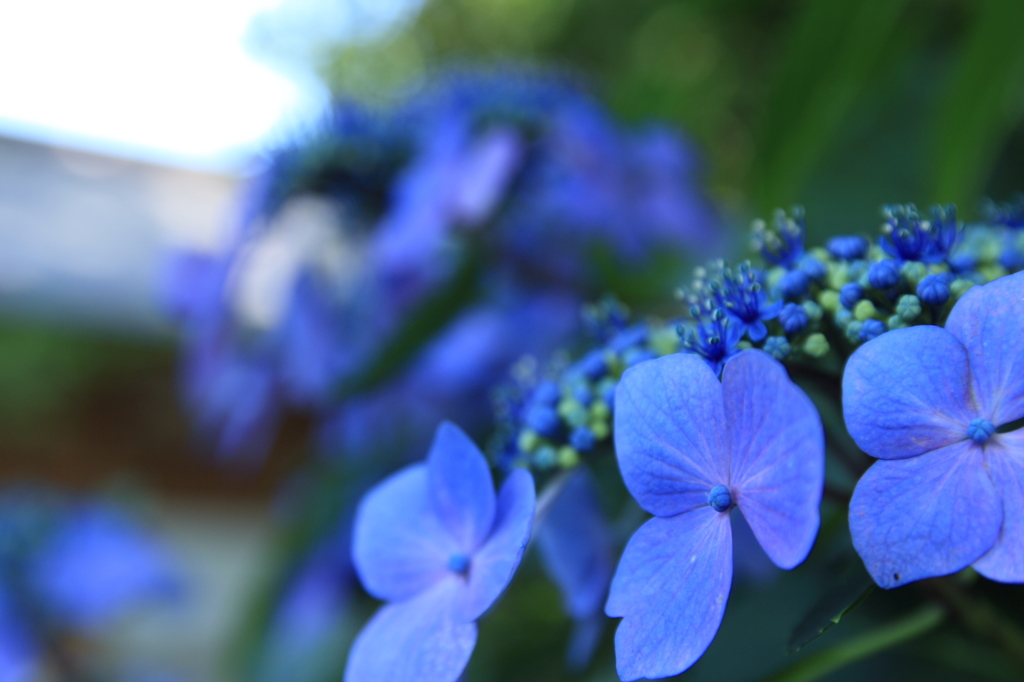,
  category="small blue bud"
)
[798,255,827,281]
[569,426,596,452]
[917,274,952,306]
[947,253,977,274]
[839,282,864,309]
[779,302,809,334]
[835,308,853,326]
[447,554,470,575]
[572,383,593,407]
[532,380,560,406]
[827,235,869,260]
[858,319,886,342]
[525,405,560,437]
[763,336,791,360]
[779,269,810,297]
[707,484,732,512]
[867,260,901,289]
[967,418,996,444]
